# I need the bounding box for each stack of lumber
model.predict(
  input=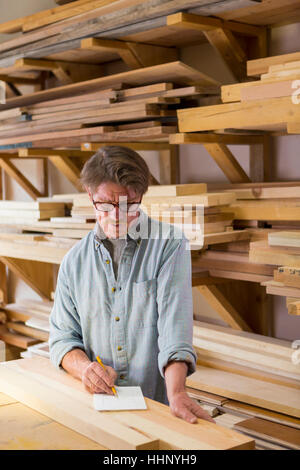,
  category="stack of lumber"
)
[141,184,252,249]
[22,342,50,360]
[0,62,219,149]
[0,81,204,148]
[0,0,261,67]
[0,194,94,239]
[233,417,300,450]
[189,322,300,444]
[249,231,300,316]
[214,413,300,450]
[0,200,66,224]
[193,321,300,386]
[177,51,300,134]
[0,300,52,353]
[187,363,300,421]
[0,233,77,263]
[217,182,300,225]
[0,356,255,450]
